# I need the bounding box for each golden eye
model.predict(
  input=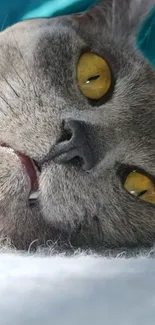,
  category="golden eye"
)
[77,52,112,100]
[124,171,155,204]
